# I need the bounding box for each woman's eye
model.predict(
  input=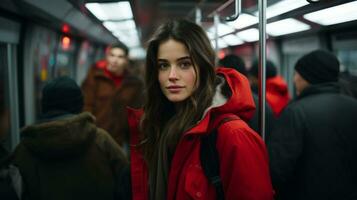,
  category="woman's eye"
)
[158,63,169,70]
[179,61,192,69]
